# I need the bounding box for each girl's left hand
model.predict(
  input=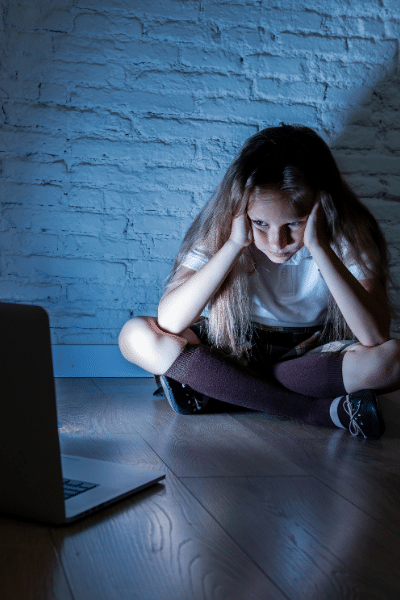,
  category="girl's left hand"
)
[303,201,328,251]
